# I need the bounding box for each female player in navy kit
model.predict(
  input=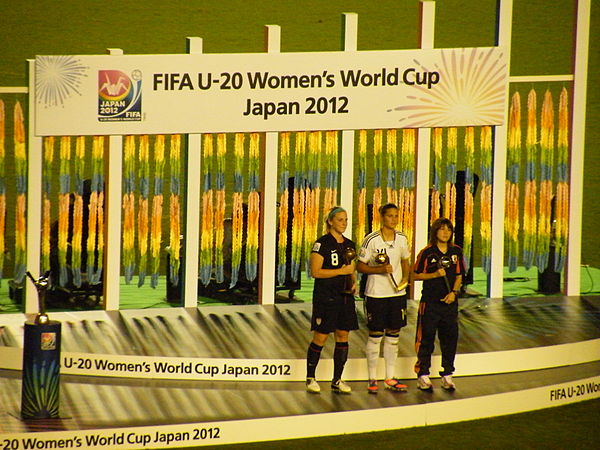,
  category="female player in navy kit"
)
[413,217,465,391]
[305,206,358,394]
